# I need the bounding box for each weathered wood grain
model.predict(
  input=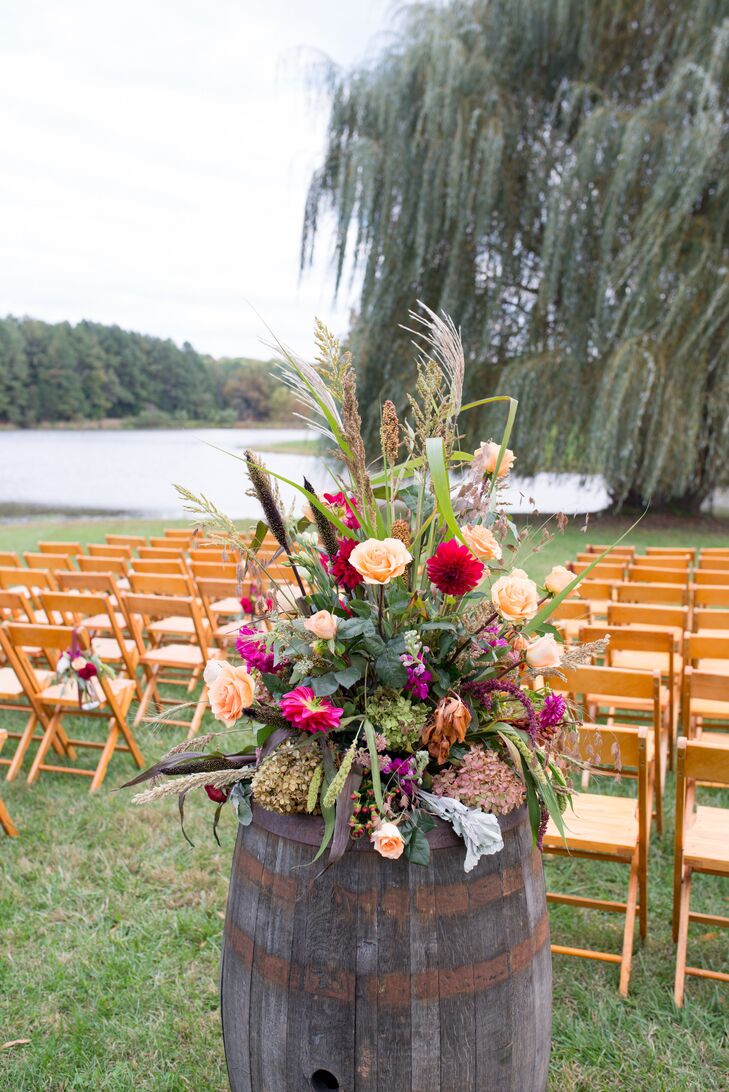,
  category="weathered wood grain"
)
[221,805,551,1092]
